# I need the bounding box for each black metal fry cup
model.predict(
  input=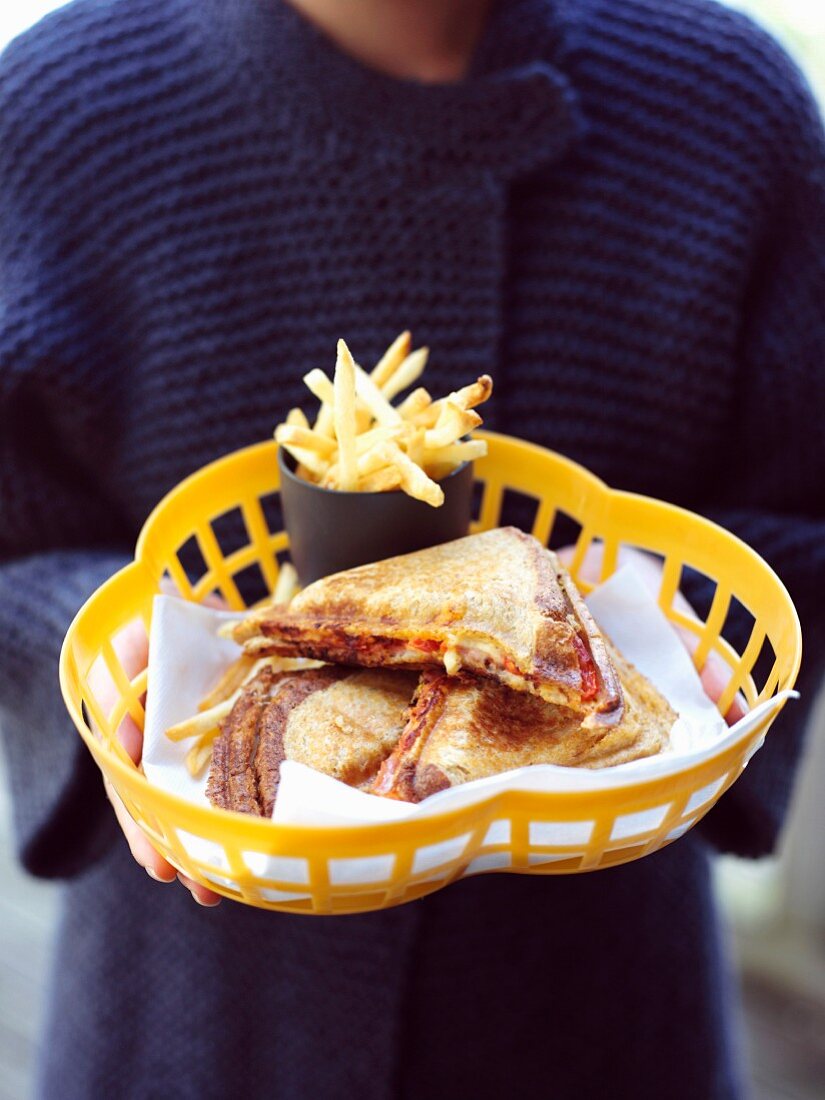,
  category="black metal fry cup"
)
[277,447,474,585]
